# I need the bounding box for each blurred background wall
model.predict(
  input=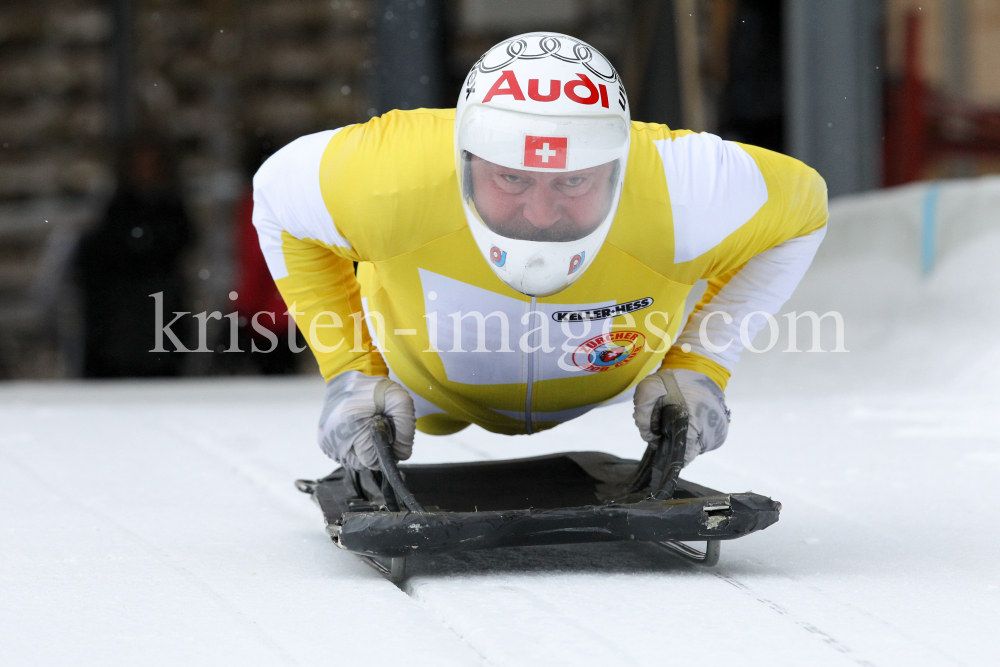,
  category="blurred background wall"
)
[0,0,996,380]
